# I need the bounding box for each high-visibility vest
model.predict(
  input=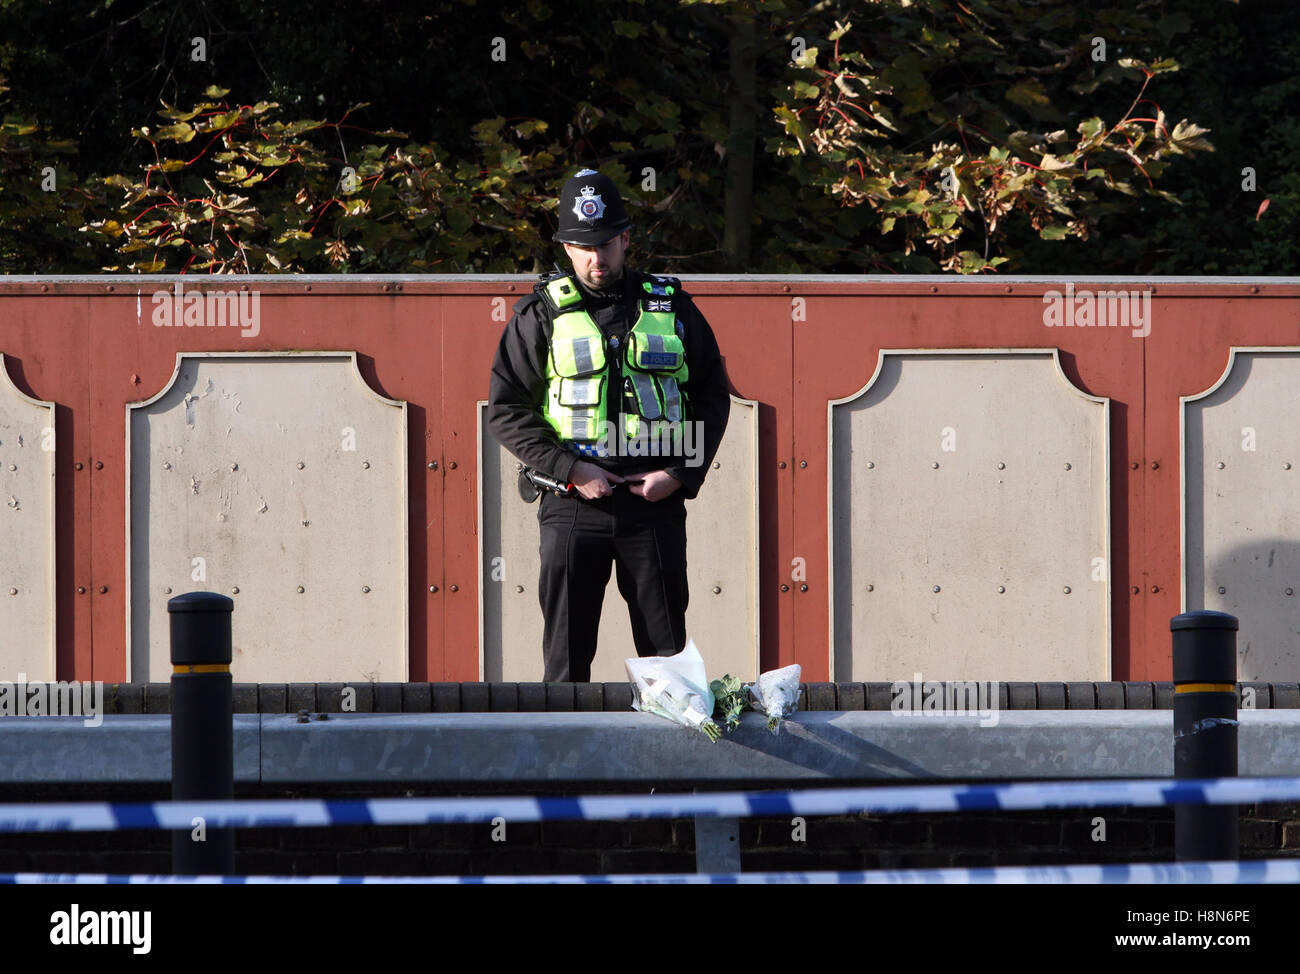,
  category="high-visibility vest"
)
[540,274,690,453]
